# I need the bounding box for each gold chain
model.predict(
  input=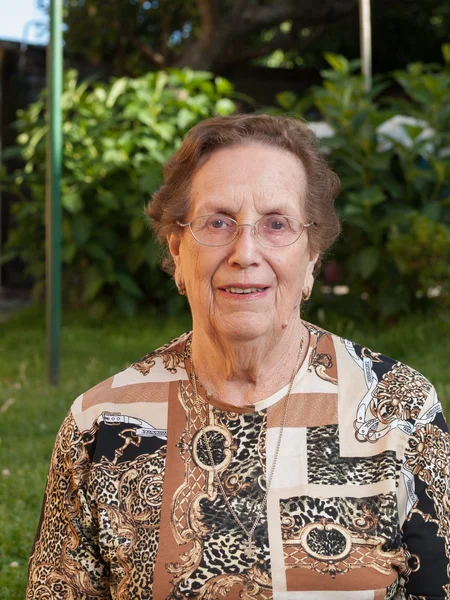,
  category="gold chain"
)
[187,333,306,558]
